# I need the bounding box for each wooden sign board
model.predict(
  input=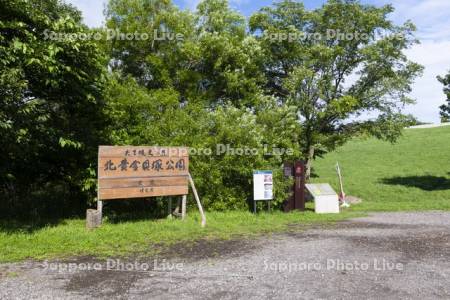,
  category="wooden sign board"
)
[98,146,189,200]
